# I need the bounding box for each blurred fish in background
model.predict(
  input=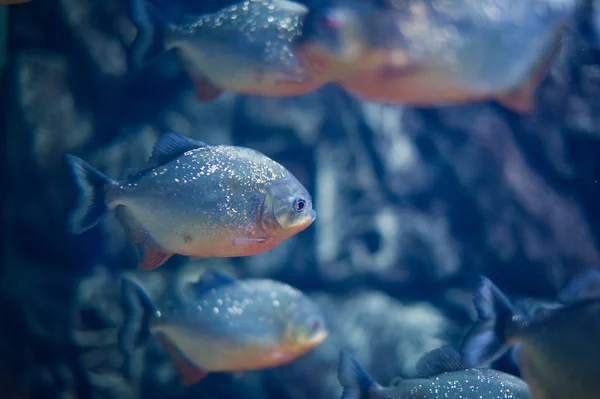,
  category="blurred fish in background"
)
[461,272,600,399]
[127,0,326,101]
[294,0,577,112]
